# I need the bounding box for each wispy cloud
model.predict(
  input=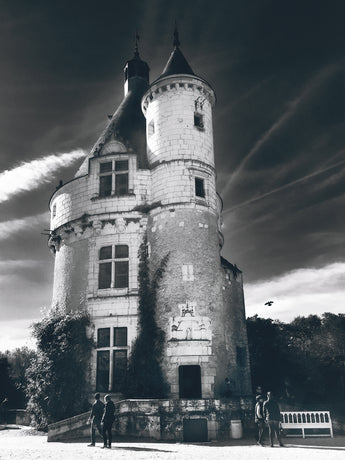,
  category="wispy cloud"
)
[245,262,345,322]
[0,212,49,240]
[223,156,345,214]
[0,149,86,203]
[221,63,341,198]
